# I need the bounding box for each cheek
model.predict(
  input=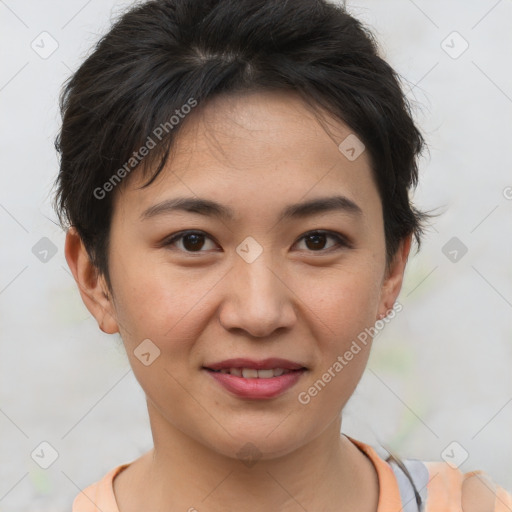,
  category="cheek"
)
[299,263,382,344]
[292,269,380,419]
[111,255,222,352]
